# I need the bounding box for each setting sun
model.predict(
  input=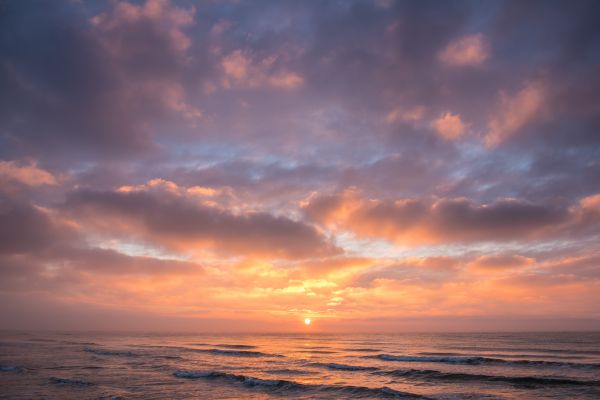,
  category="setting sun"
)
[304,318,311,325]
